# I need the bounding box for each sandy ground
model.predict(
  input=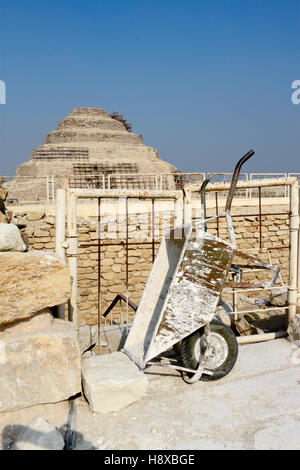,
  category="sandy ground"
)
[1,338,300,451]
